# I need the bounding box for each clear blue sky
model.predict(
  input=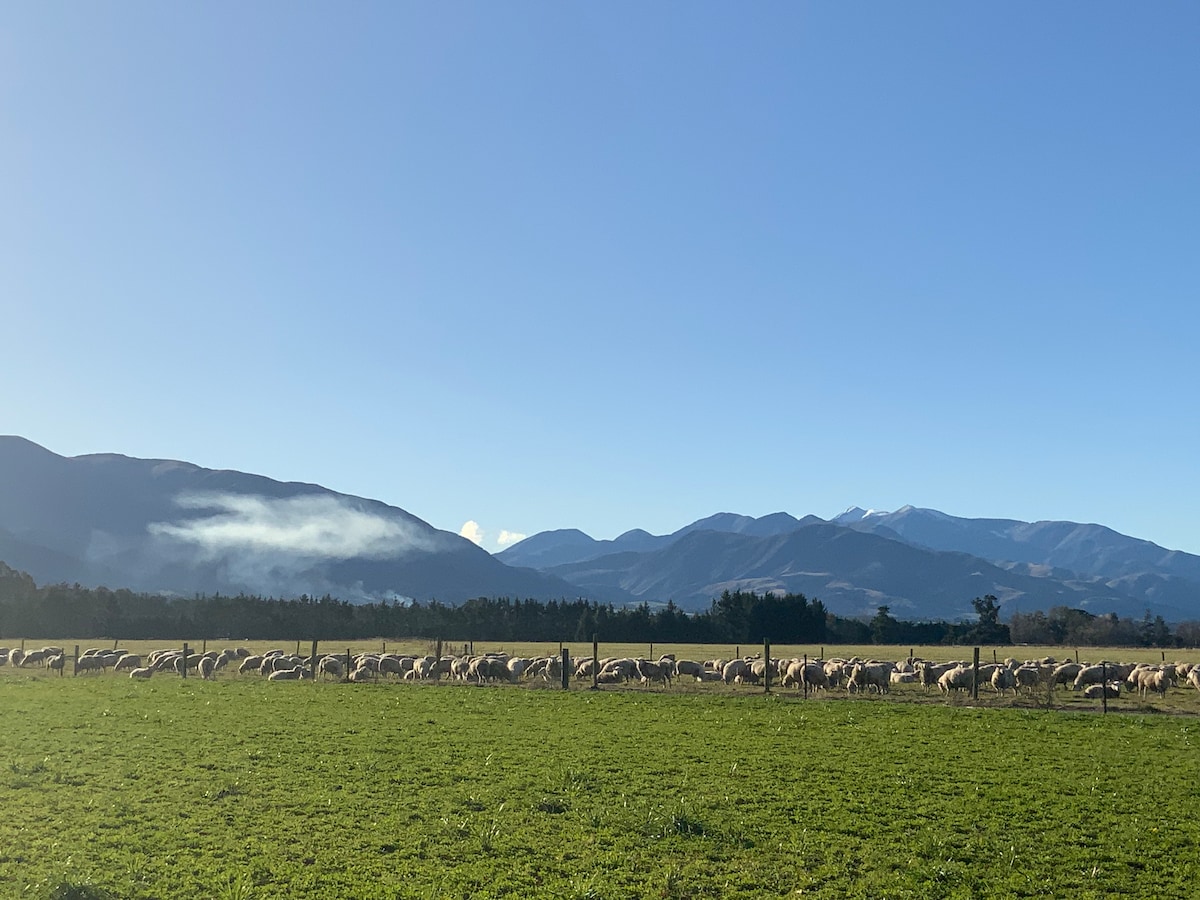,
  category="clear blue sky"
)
[4,4,1198,554]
